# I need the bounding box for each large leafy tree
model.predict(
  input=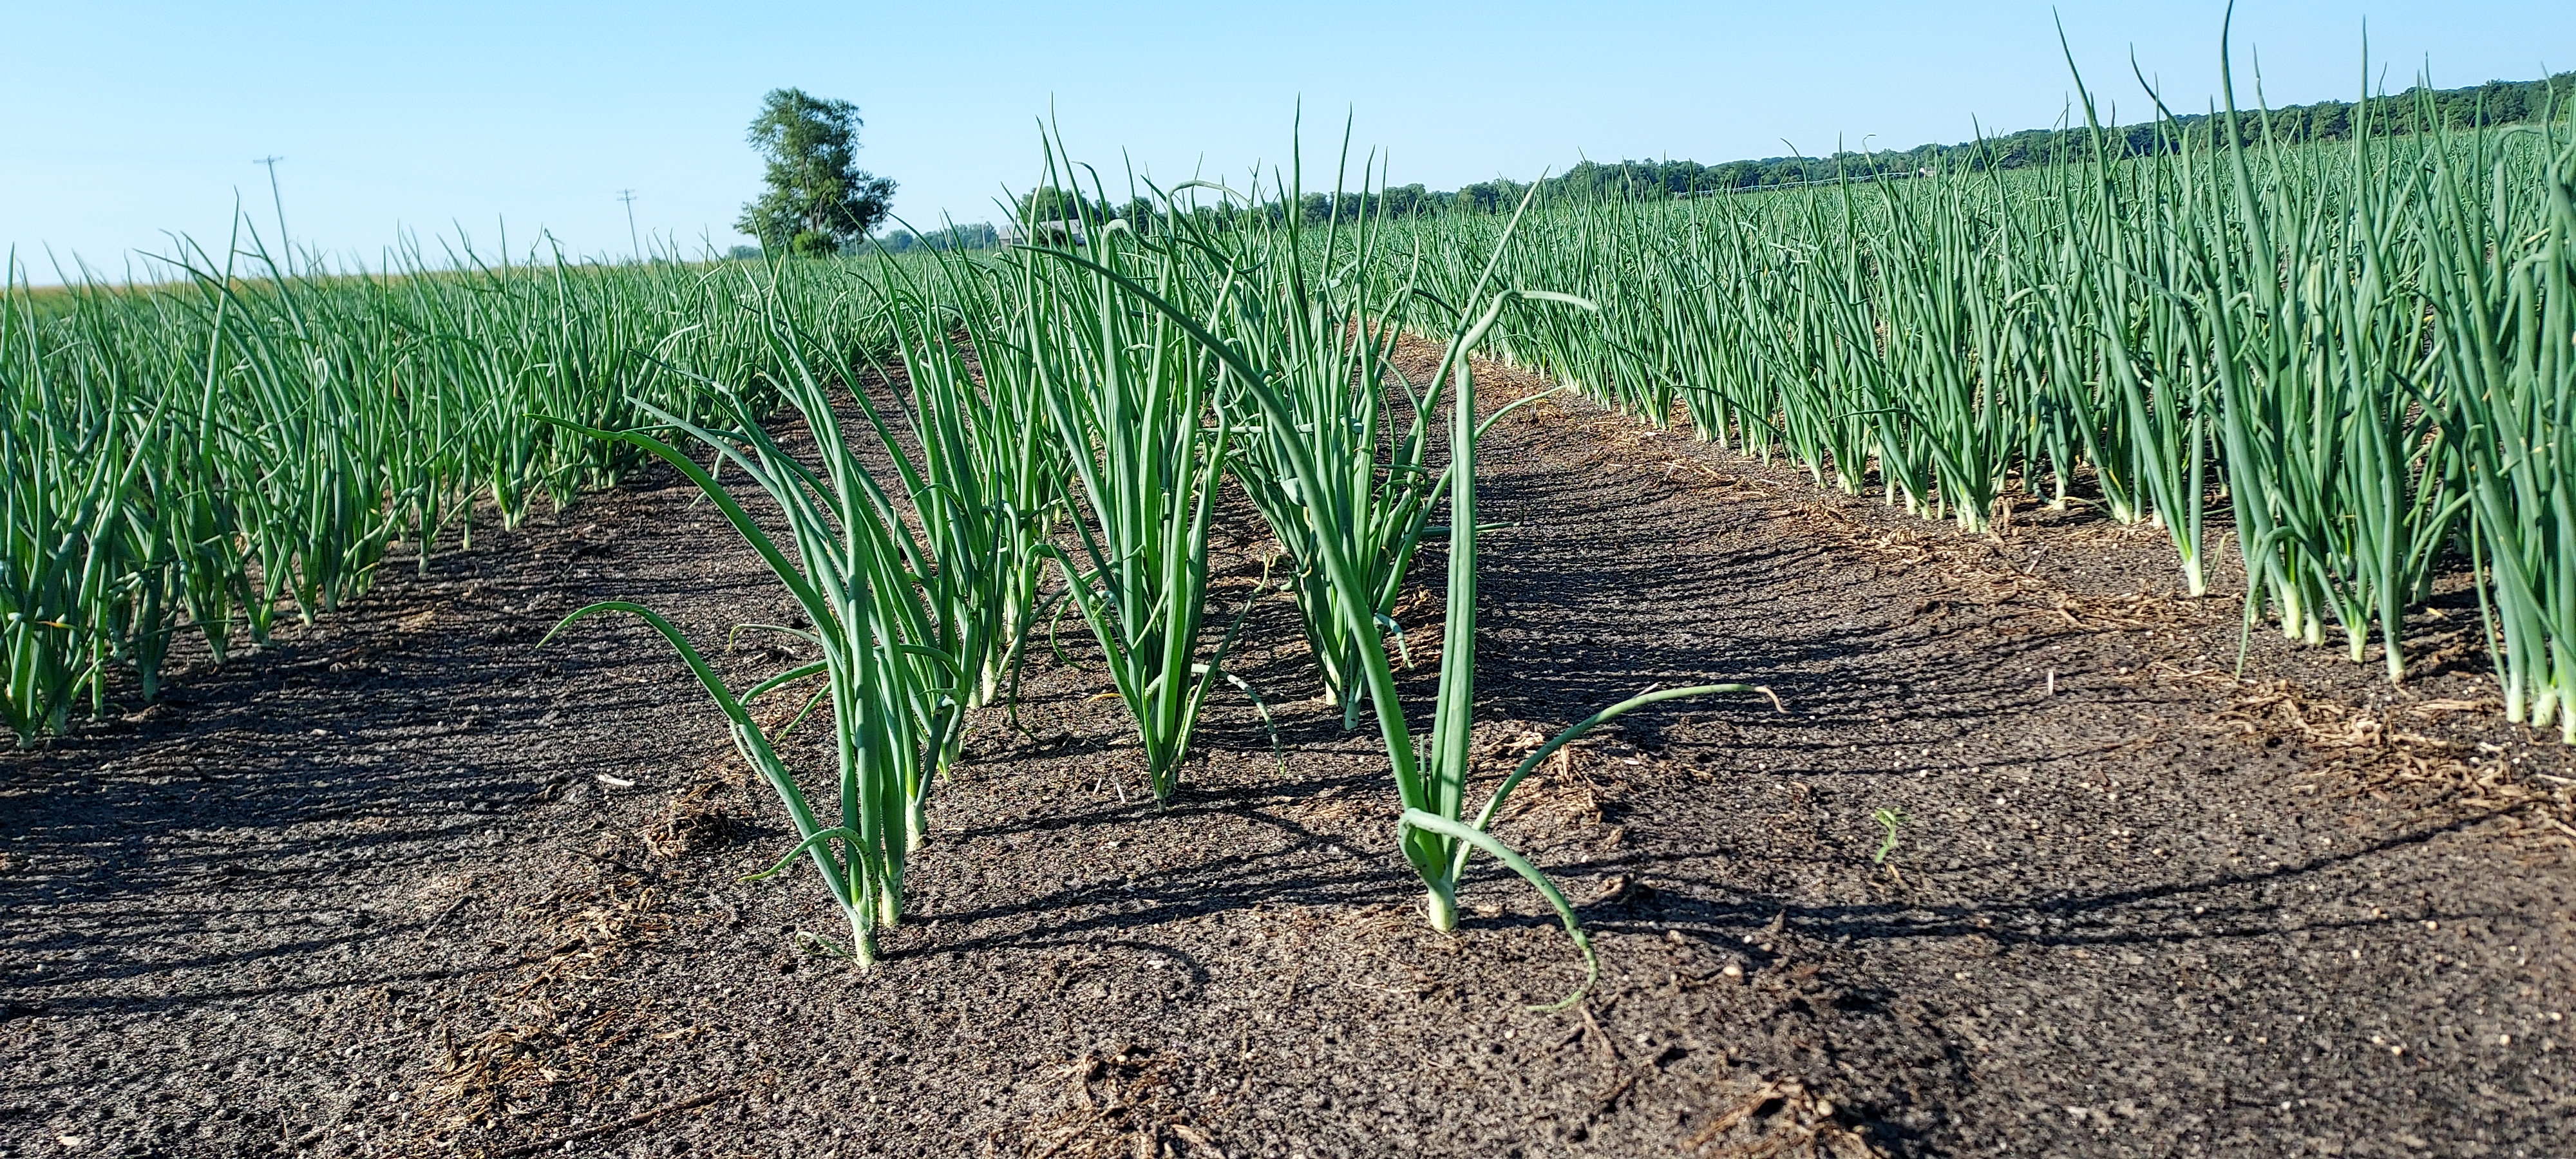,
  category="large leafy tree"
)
[736,88,895,256]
